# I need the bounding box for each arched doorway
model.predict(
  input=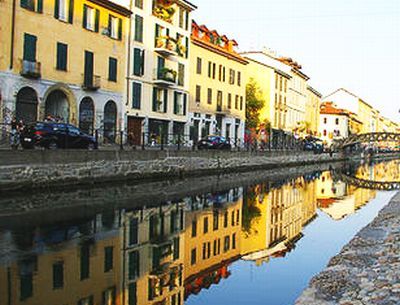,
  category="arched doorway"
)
[103,100,117,143]
[45,90,69,123]
[79,97,94,135]
[16,87,38,124]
